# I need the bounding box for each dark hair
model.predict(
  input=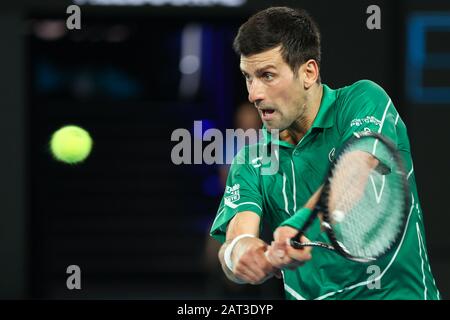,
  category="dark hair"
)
[233,7,321,78]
